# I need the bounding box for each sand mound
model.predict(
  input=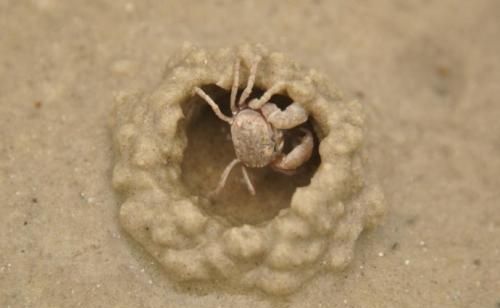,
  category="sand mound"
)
[111,44,385,294]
